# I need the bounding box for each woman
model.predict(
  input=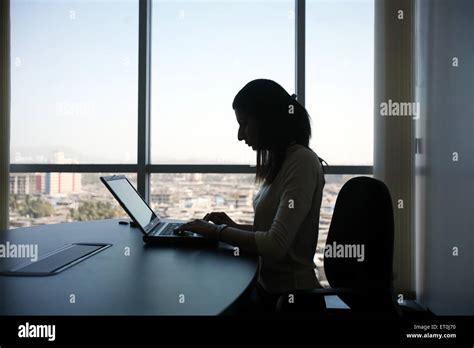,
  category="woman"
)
[174,79,326,312]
